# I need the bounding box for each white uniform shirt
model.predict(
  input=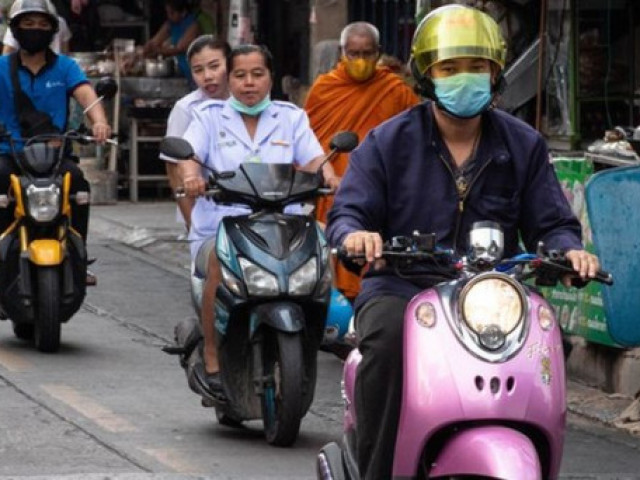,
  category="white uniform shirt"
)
[183,99,324,259]
[160,88,209,163]
[161,88,210,224]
